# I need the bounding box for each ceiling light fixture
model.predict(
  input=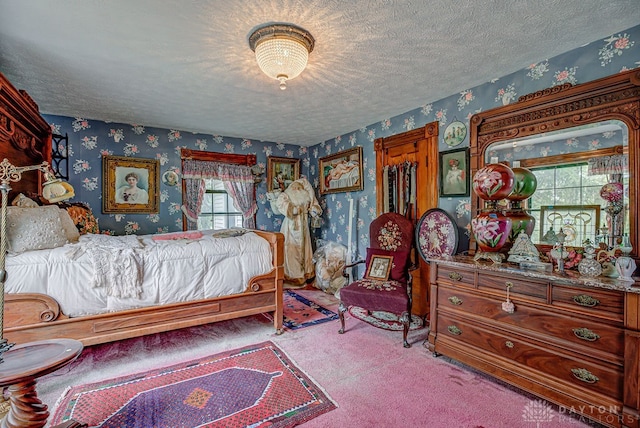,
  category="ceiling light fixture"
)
[249,23,315,90]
